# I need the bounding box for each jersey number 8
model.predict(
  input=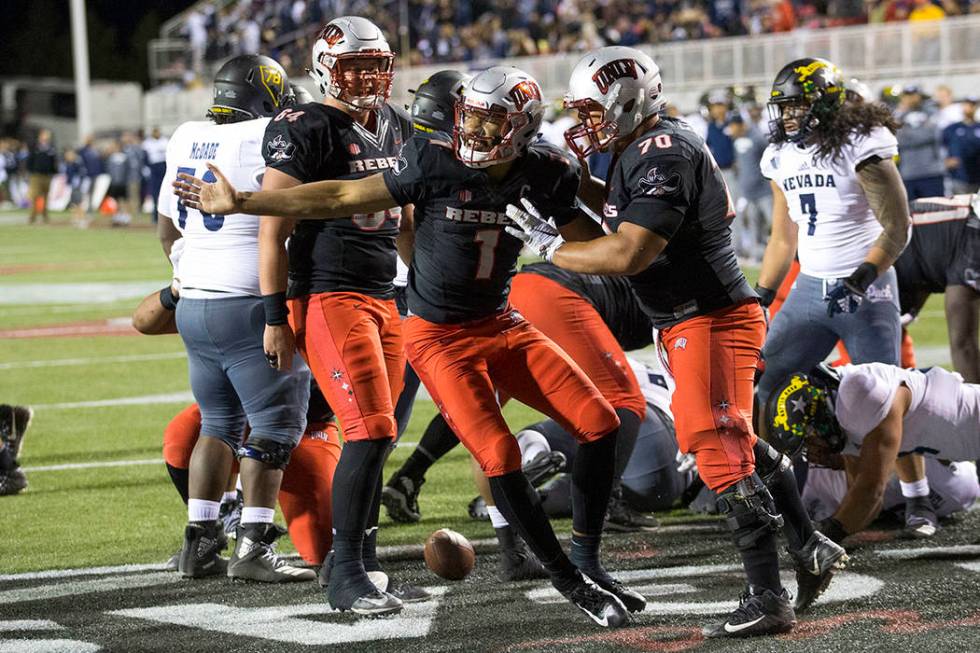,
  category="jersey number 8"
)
[177,166,225,231]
